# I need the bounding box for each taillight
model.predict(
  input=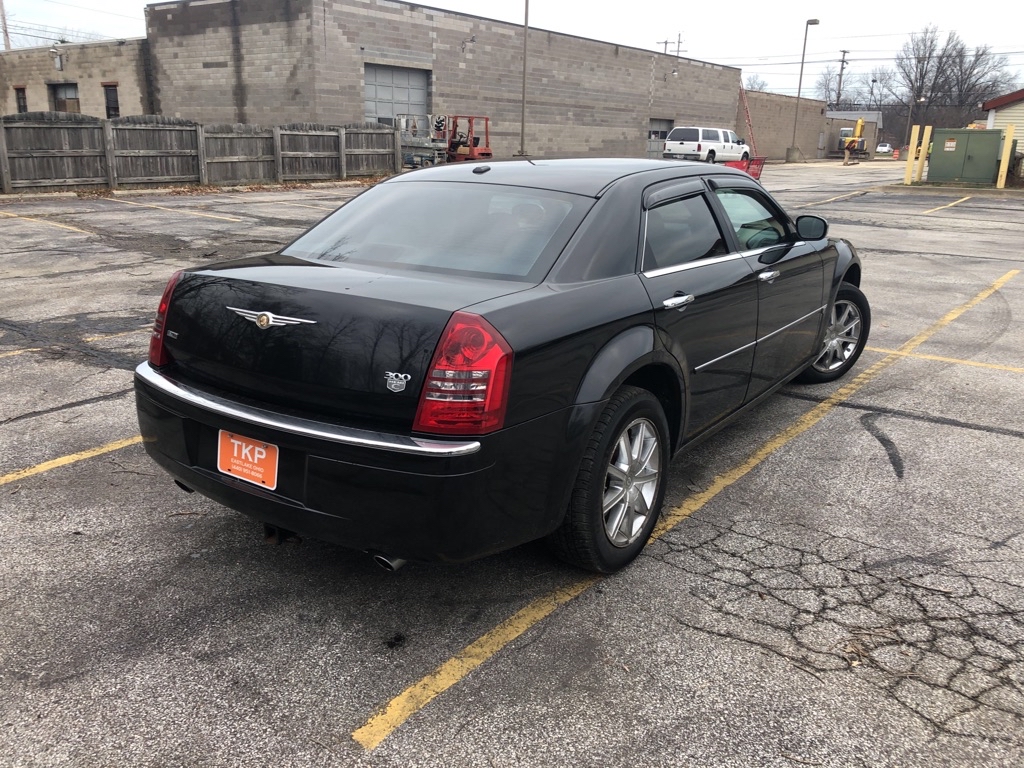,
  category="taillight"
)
[697,143,702,152]
[413,311,513,435]
[148,270,183,367]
